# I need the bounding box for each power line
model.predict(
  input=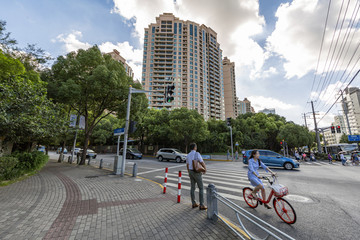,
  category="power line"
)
[303,0,332,115]
[317,68,360,124]
[314,0,355,108]
[312,0,347,103]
